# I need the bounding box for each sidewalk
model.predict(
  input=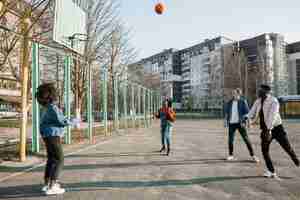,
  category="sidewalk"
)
[0,120,300,200]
